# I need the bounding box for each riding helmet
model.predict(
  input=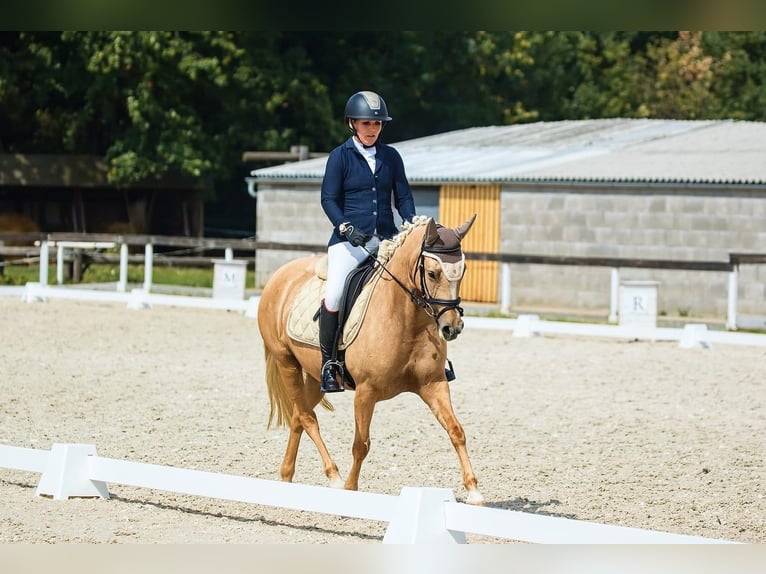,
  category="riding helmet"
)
[344,91,392,122]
